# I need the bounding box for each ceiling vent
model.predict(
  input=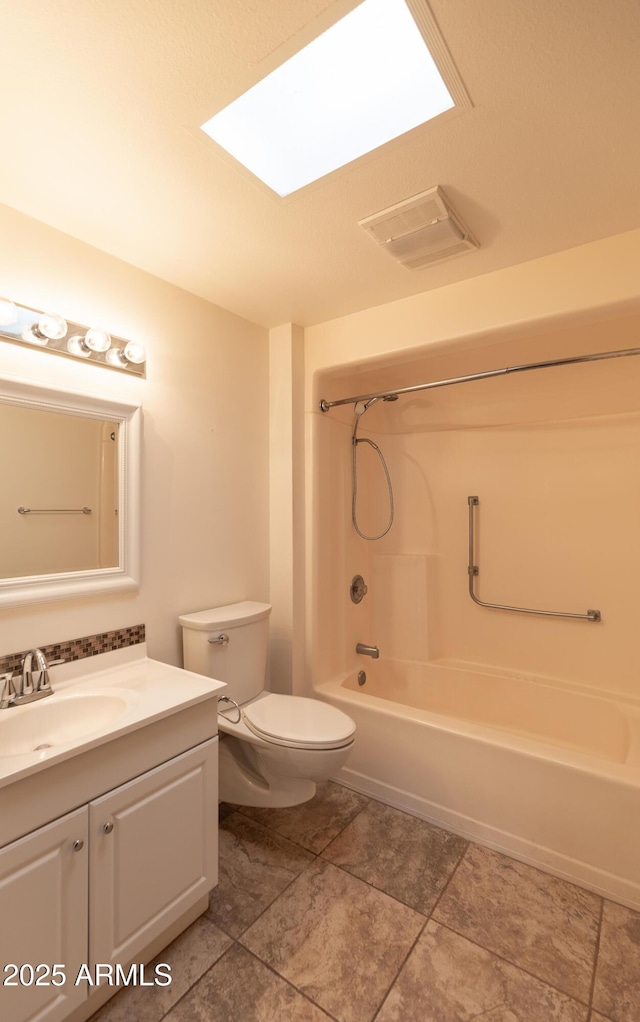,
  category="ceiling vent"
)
[358,186,478,269]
